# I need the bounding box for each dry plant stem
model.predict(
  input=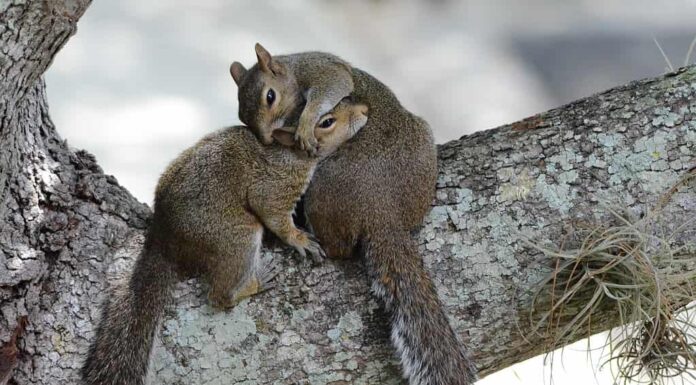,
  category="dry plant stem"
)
[685,35,696,67]
[527,193,696,384]
[654,37,675,72]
